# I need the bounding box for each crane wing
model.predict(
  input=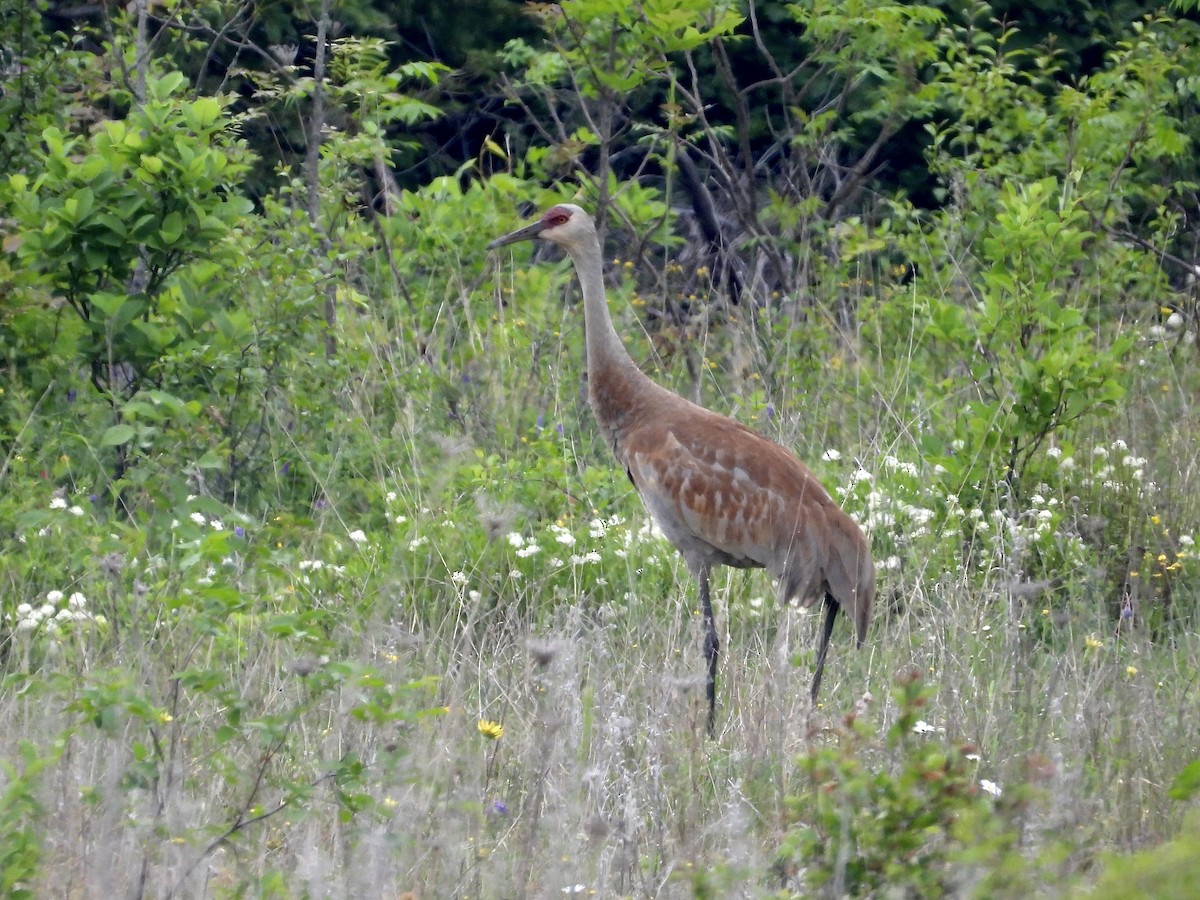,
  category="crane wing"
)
[621,405,839,583]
